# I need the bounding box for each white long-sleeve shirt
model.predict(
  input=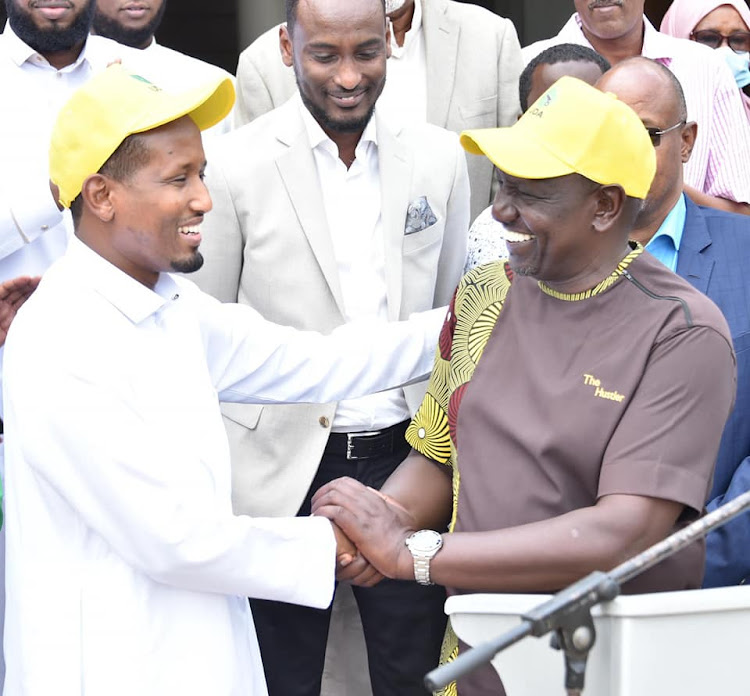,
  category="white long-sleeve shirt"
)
[2,237,441,696]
